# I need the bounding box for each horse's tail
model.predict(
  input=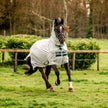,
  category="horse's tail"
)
[22,56,37,76]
